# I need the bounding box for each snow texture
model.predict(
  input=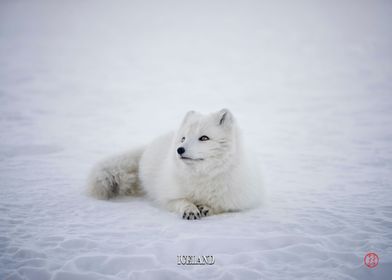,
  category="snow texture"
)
[1,0,392,279]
